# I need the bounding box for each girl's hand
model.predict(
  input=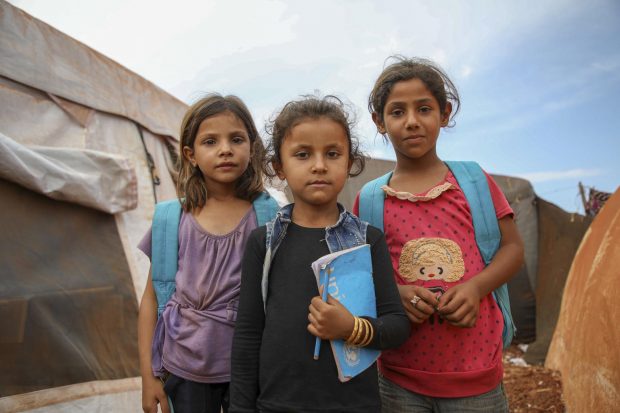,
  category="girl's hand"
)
[308,290,355,340]
[397,284,437,324]
[141,374,170,413]
[437,280,481,328]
